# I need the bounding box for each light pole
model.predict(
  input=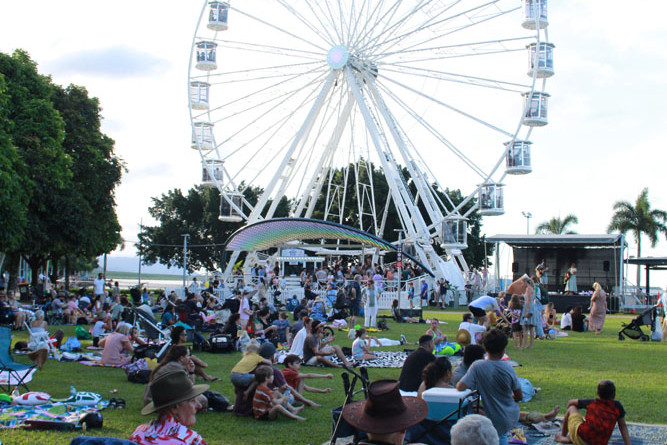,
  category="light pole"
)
[181,234,190,290]
[521,211,532,235]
